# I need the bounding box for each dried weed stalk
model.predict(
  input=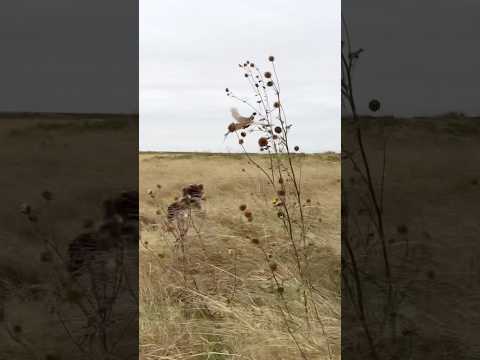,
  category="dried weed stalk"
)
[9,191,138,360]
[224,56,332,360]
